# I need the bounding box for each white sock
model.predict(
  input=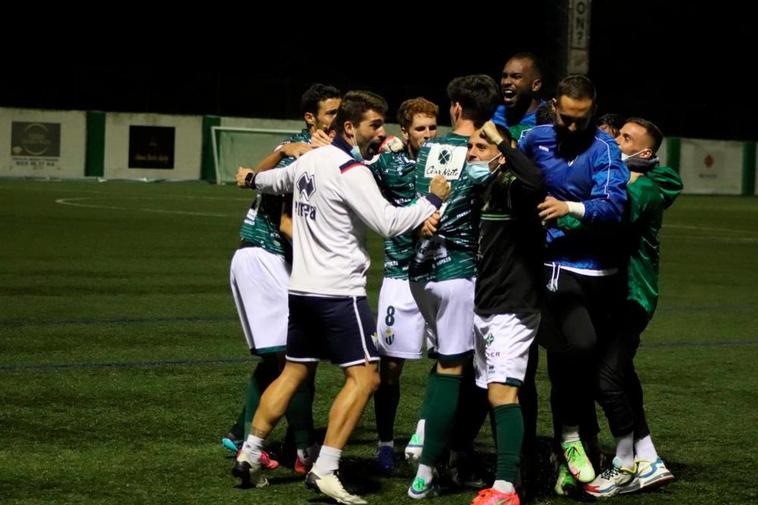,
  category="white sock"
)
[416,463,434,483]
[634,435,659,462]
[314,445,342,476]
[492,480,514,493]
[415,419,426,439]
[561,425,581,443]
[378,441,394,448]
[243,435,264,460]
[614,433,635,469]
